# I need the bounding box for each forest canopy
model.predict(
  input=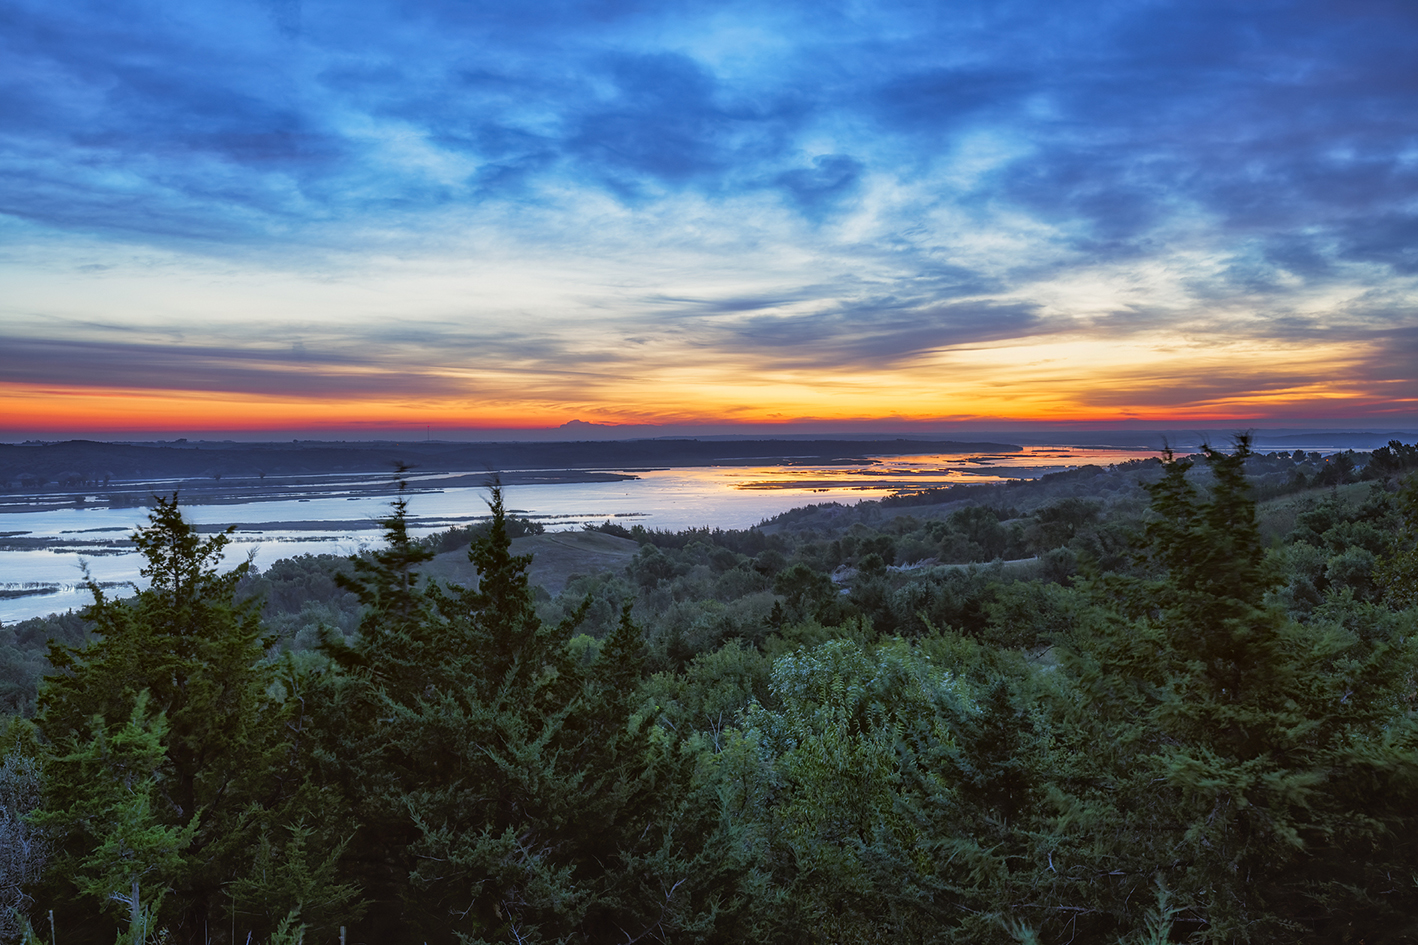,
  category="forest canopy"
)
[2,440,1418,943]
